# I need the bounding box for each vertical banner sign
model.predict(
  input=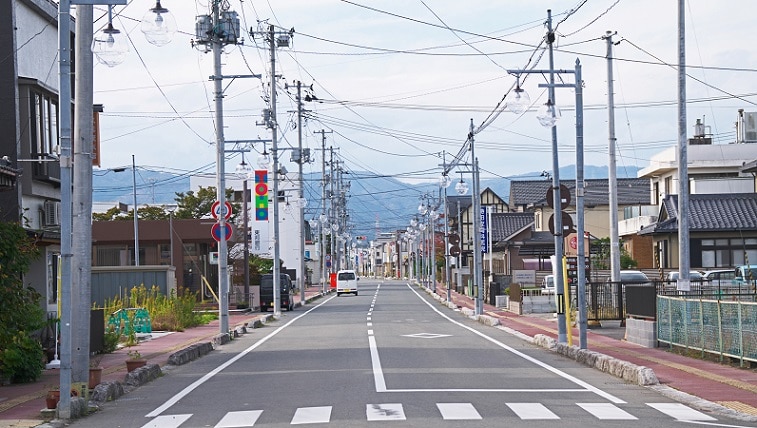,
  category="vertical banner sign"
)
[480,206,488,253]
[254,170,269,221]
